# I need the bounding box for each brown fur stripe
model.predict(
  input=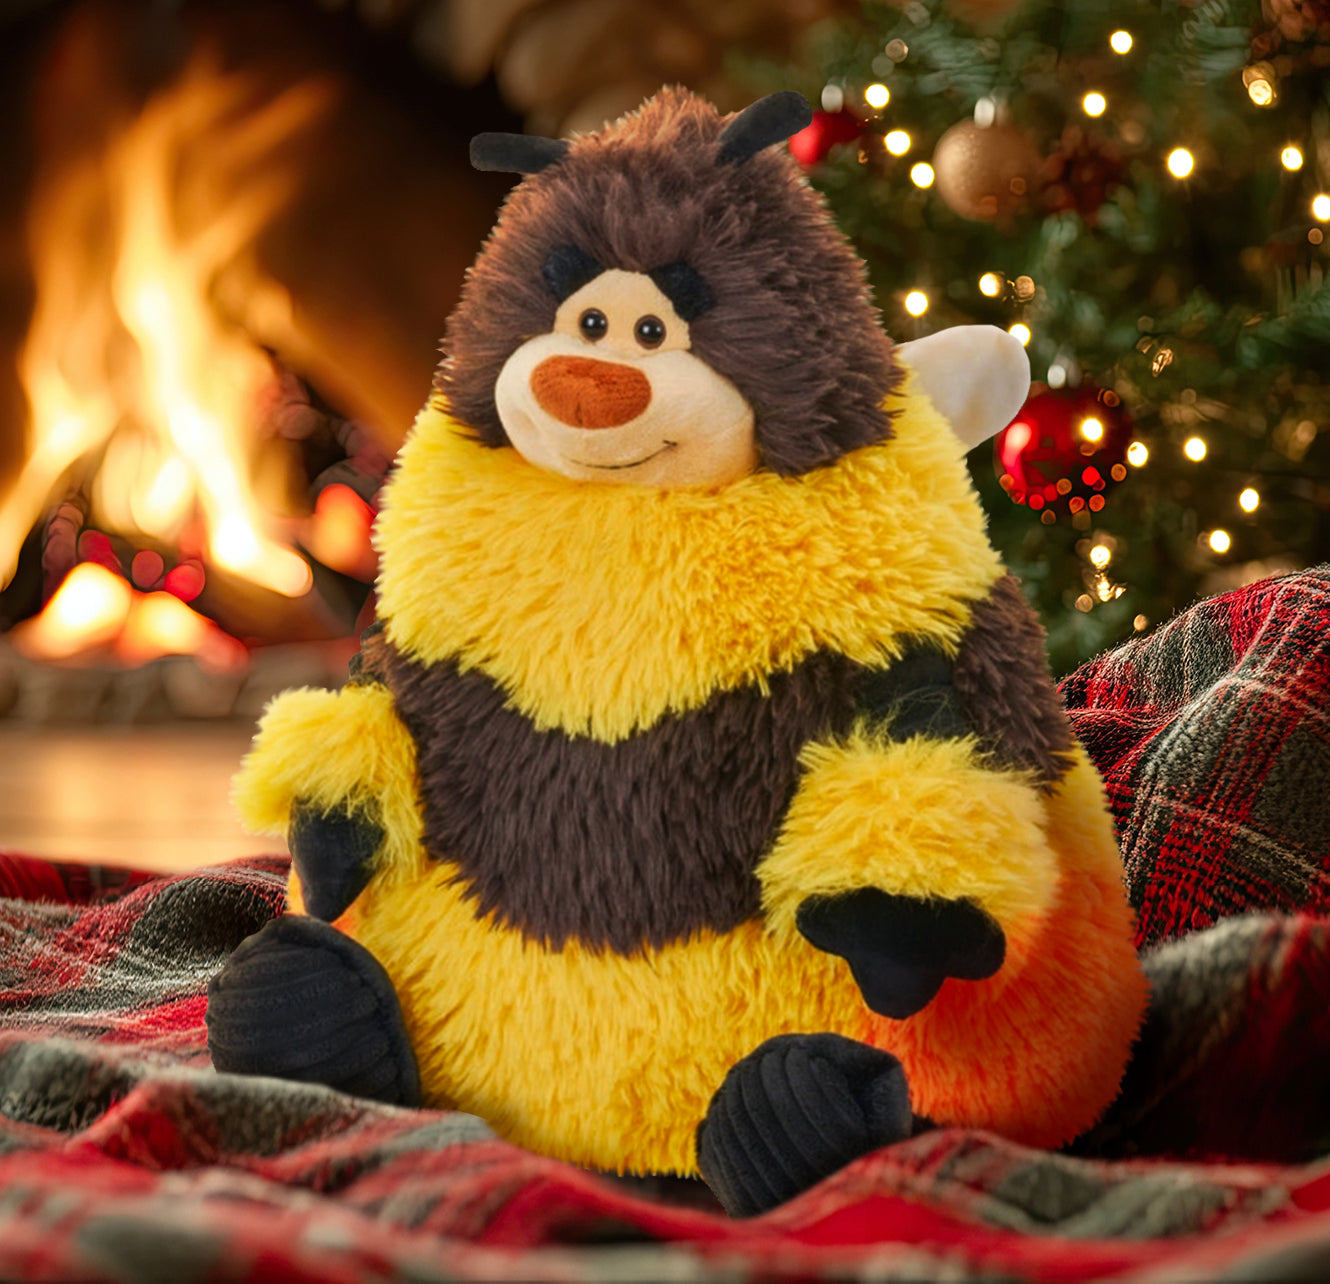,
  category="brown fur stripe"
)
[437,88,900,476]
[355,582,1066,953]
[360,631,862,953]
[952,574,1075,787]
